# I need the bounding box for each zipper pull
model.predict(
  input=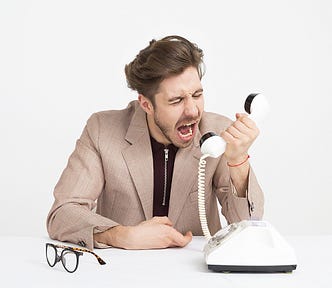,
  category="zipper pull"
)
[162,148,169,207]
[164,148,169,161]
